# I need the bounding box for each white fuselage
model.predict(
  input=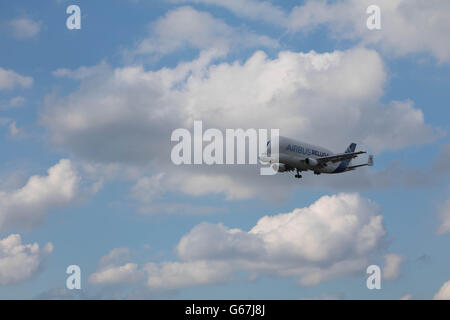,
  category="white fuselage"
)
[268,136,344,174]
